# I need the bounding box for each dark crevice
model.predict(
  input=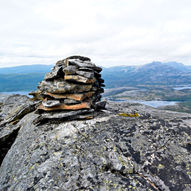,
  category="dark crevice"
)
[0,127,20,166]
